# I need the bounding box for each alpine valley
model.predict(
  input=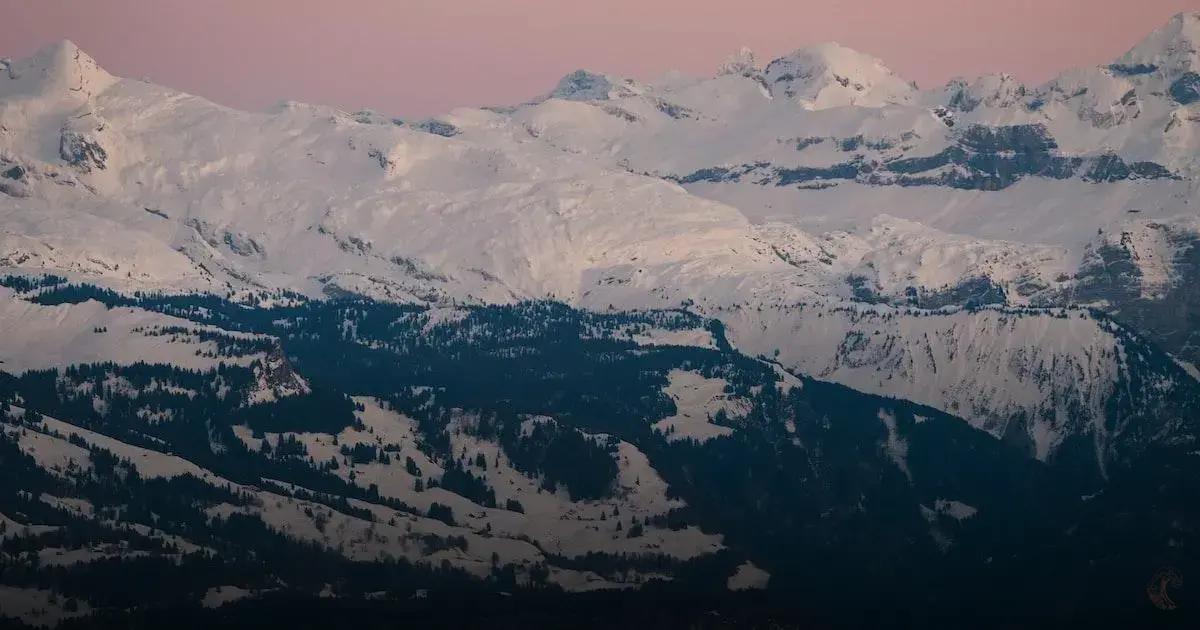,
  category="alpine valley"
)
[1,12,1200,629]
